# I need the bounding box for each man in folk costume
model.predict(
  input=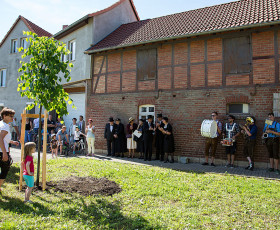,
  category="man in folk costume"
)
[202,111,222,167]
[143,115,155,161]
[104,117,117,156]
[223,115,240,168]
[263,113,280,174]
[155,113,165,161]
